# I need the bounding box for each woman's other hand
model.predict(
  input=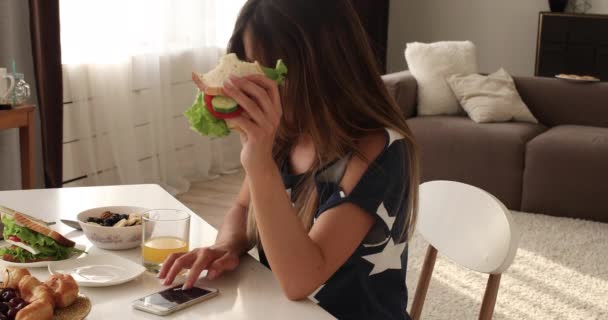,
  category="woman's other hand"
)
[158,243,241,289]
[224,74,282,172]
